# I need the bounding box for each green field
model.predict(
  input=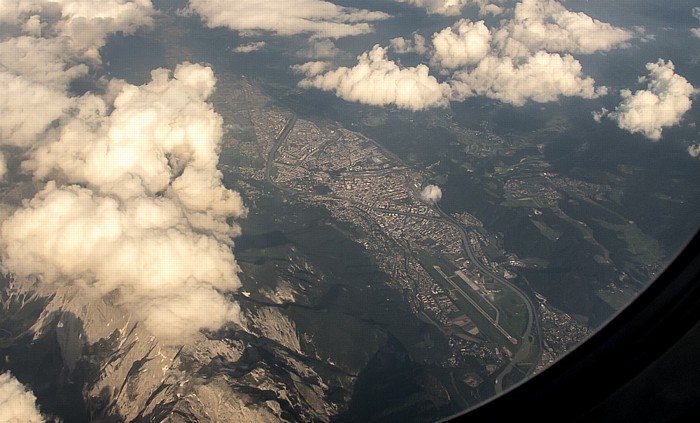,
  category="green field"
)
[596,283,638,311]
[493,288,529,338]
[591,218,664,267]
[531,220,562,241]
